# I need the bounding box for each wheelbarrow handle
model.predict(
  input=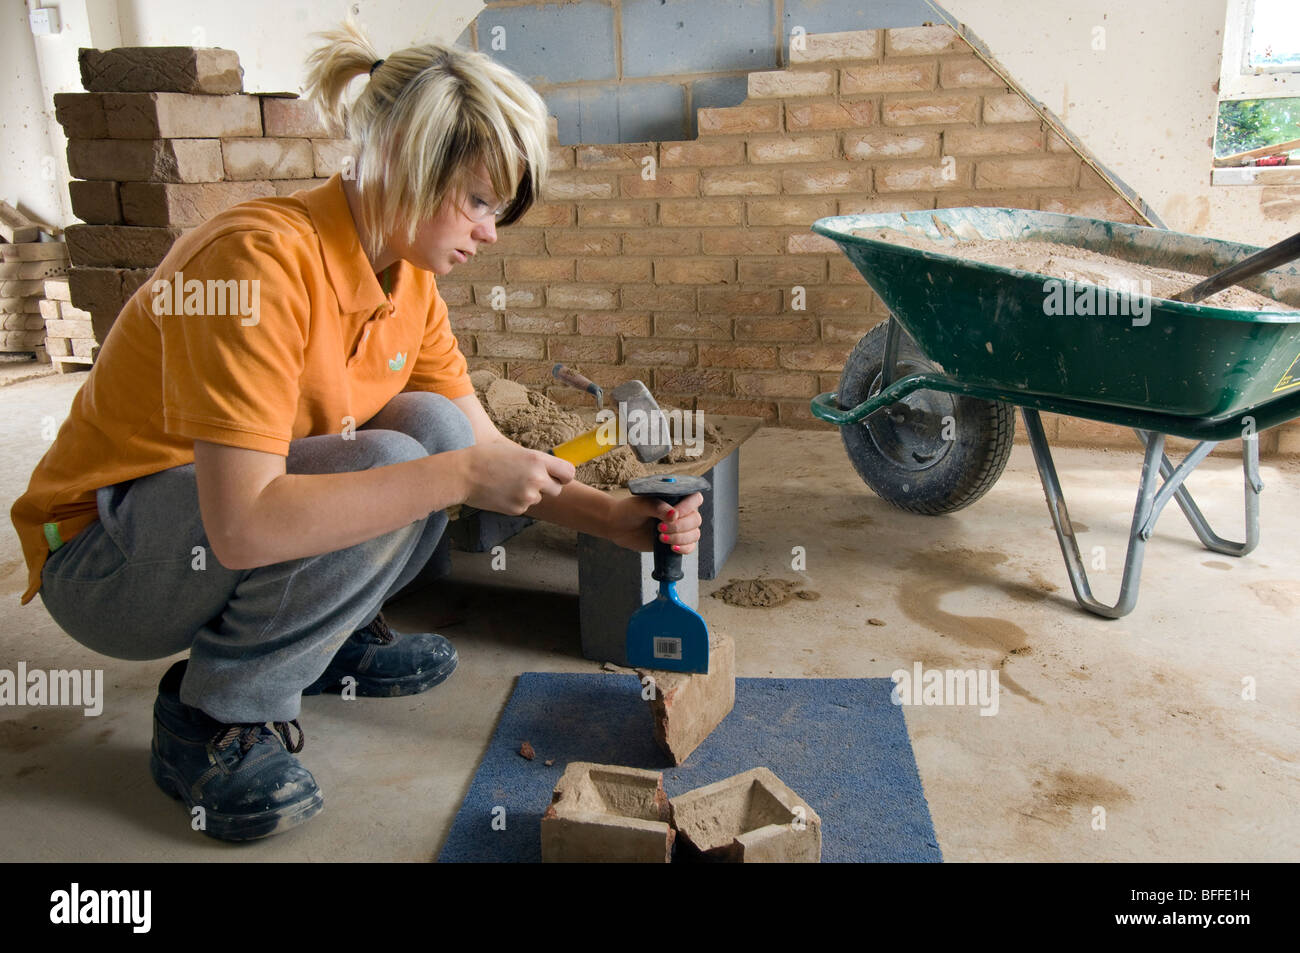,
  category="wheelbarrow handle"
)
[1171,229,1300,304]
